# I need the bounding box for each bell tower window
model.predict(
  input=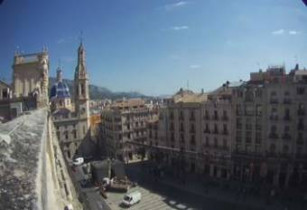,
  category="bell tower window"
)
[81,84,85,96]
